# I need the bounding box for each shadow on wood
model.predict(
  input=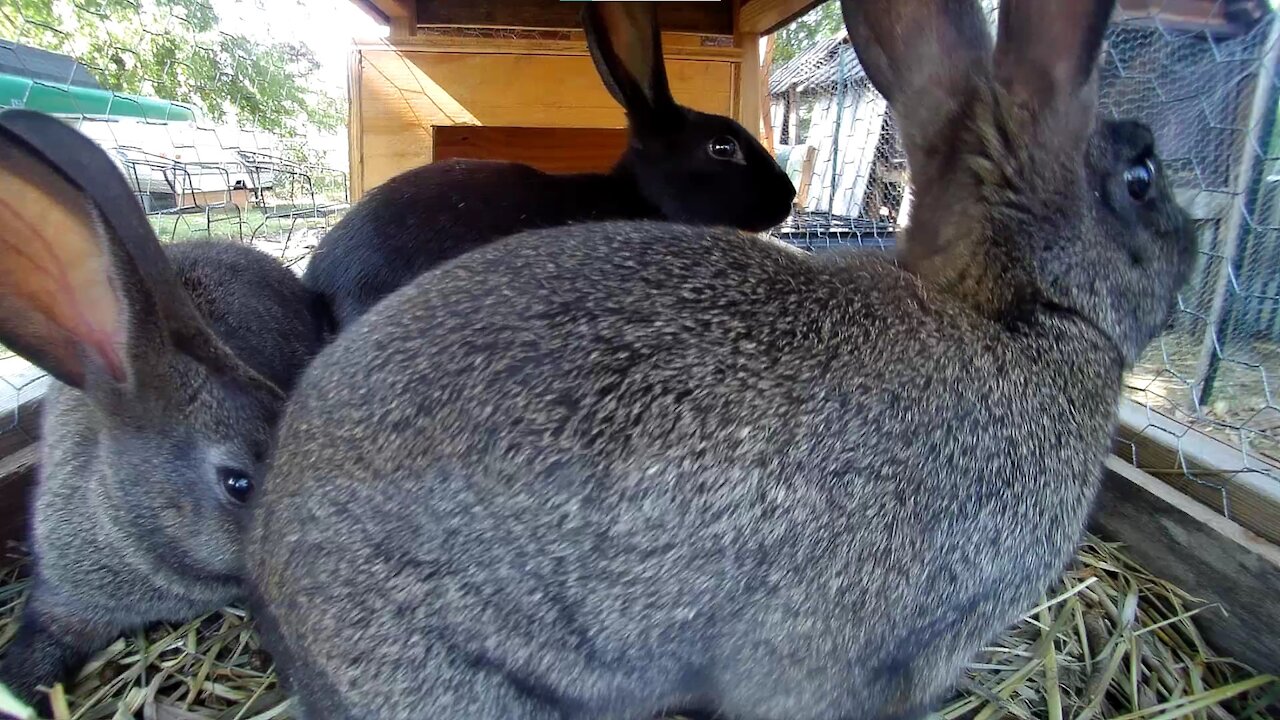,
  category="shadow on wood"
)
[433,126,628,174]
